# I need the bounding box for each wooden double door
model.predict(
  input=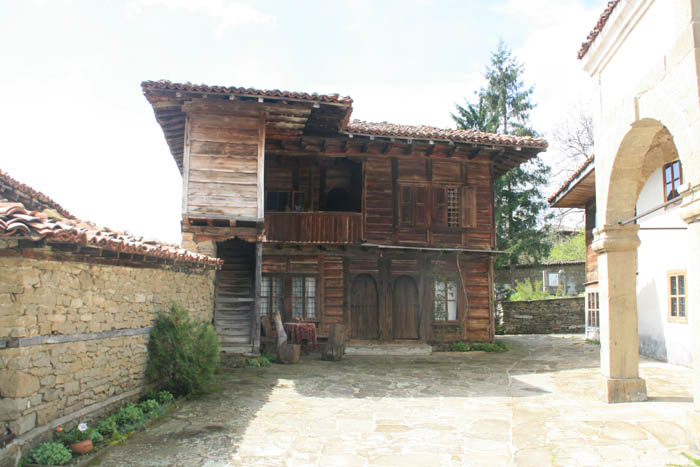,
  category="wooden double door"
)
[350,274,420,340]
